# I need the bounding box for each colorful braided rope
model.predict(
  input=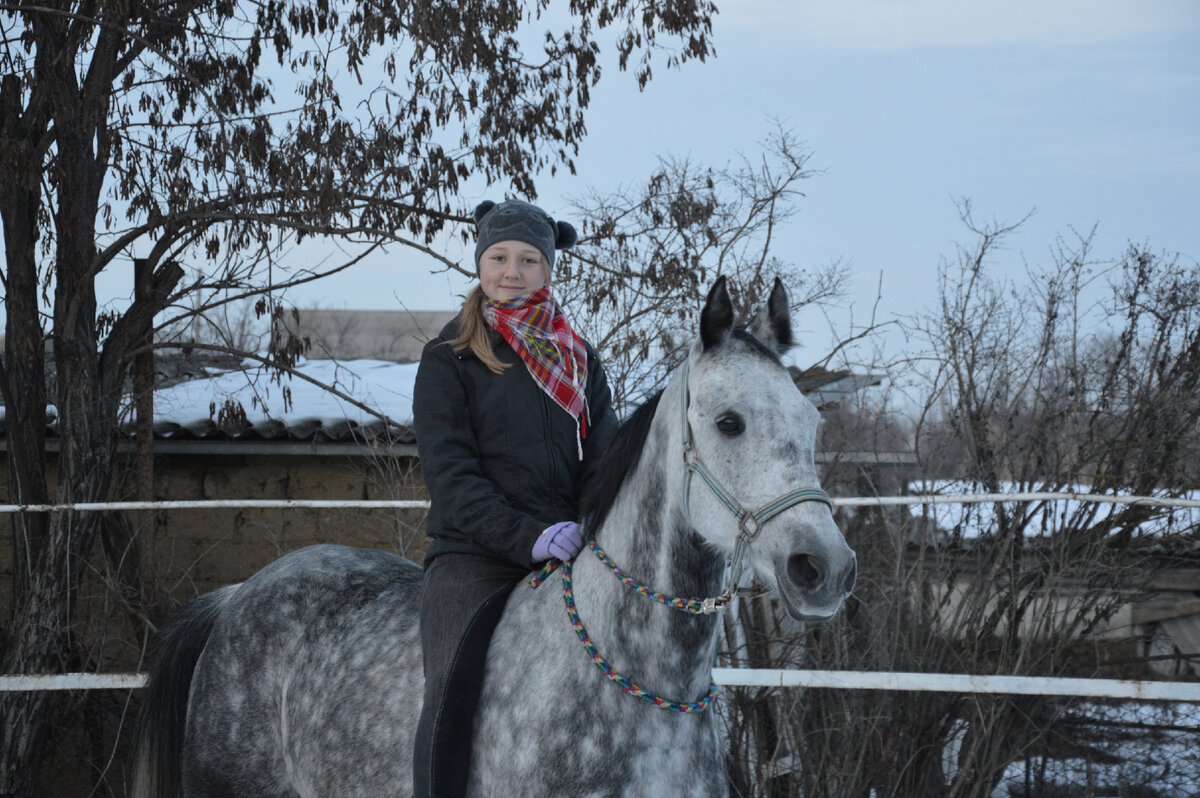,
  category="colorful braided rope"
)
[530,559,558,590]
[560,557,718,713]
[588,541,716,615]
